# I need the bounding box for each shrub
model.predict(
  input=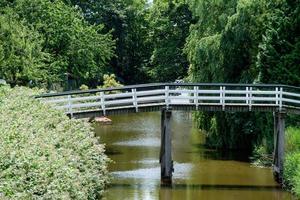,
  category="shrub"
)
[99,74,123,89]
[0,86,109,199]
[286,127,300,153]
[284,152,300,188]
[284,127,300,195]
[251,145,273,167]
[80,84,89,91]
[293,167,300,197]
